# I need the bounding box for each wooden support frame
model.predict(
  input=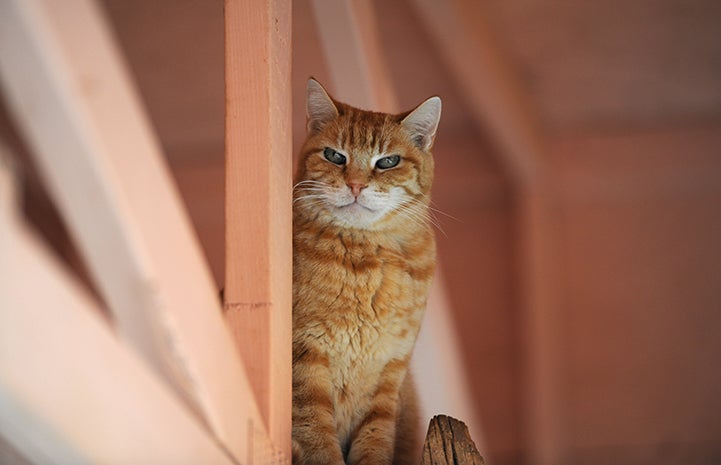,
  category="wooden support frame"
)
[0,0,276,462]
[224,0,292,457]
